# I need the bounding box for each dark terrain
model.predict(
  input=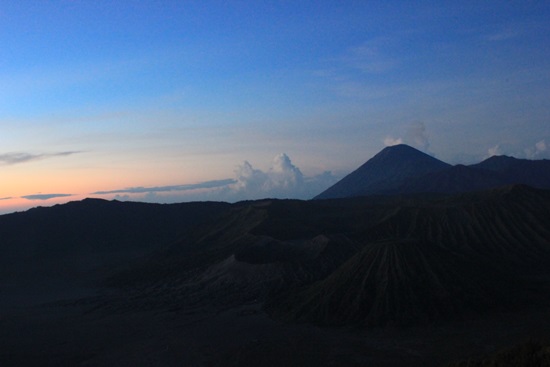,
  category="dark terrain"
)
[2,145,550,366]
